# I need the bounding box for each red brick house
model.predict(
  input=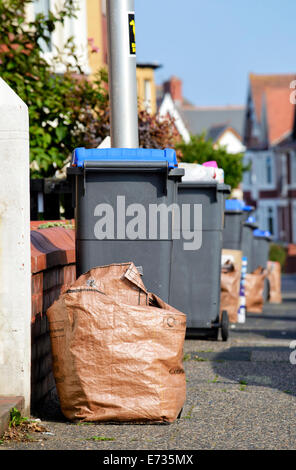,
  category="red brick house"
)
[243,73,296,243]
